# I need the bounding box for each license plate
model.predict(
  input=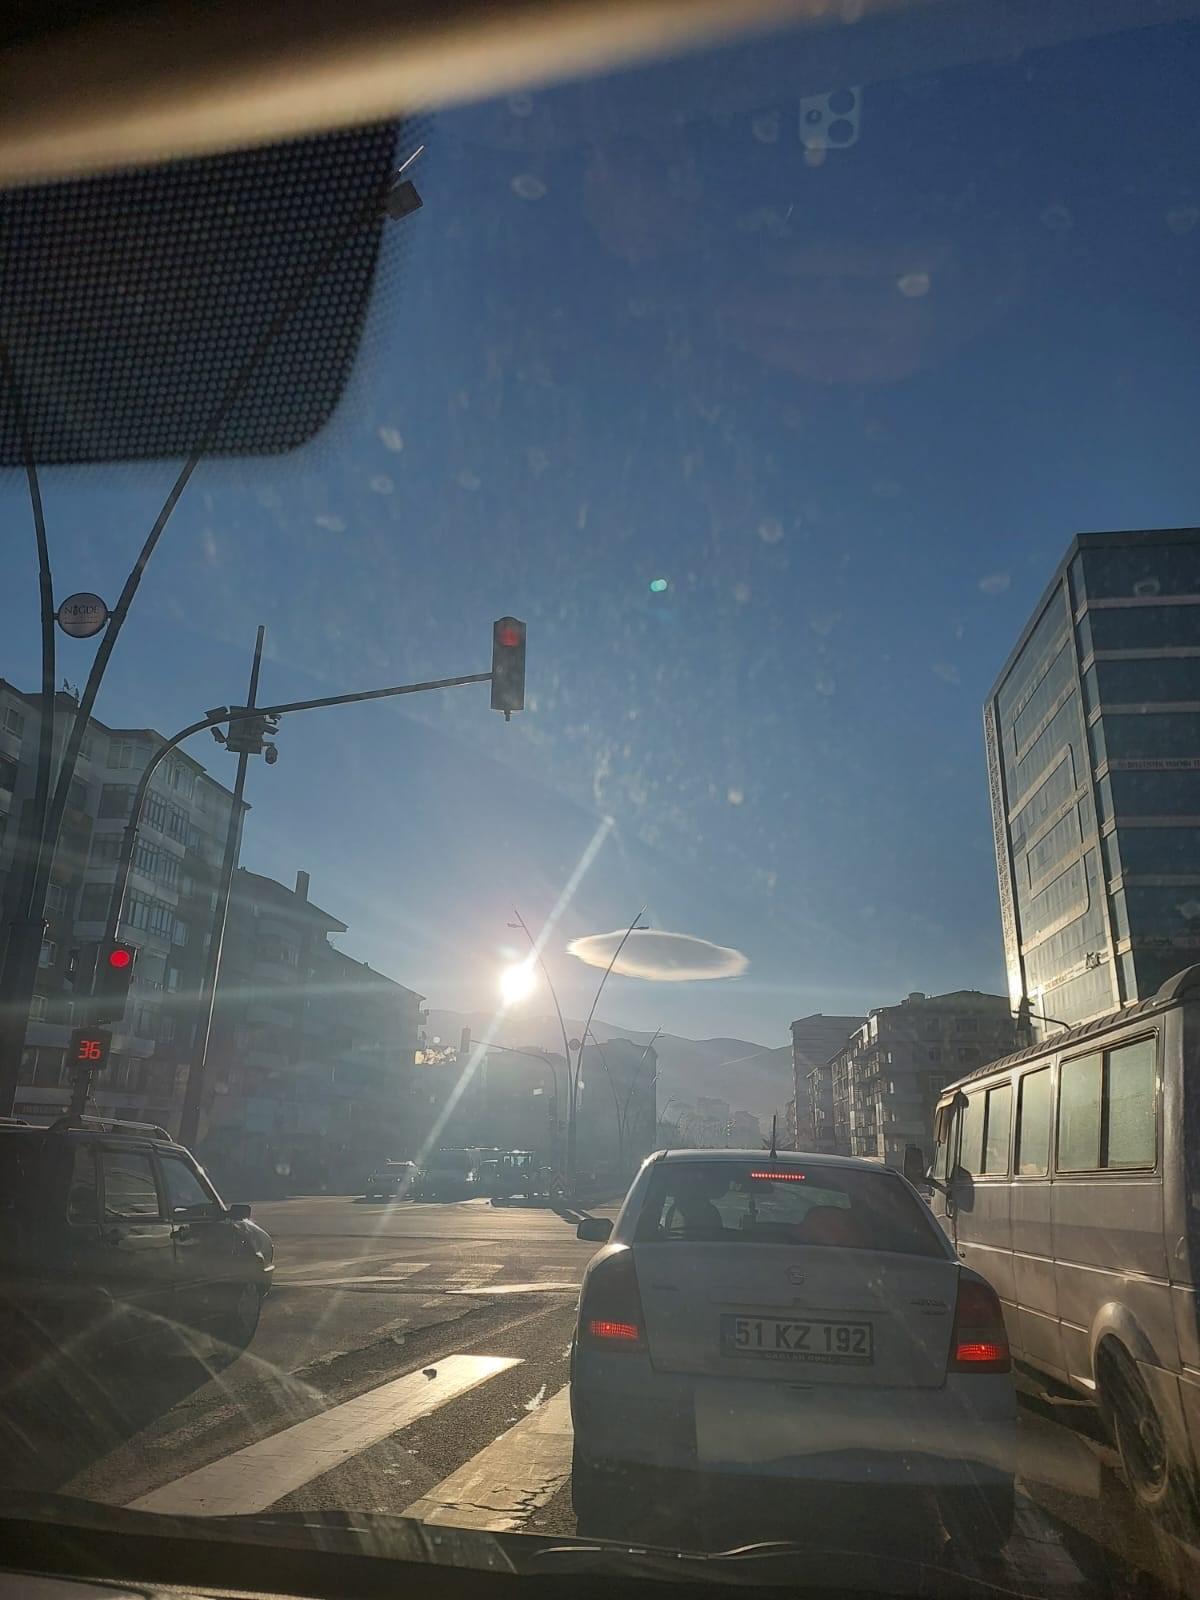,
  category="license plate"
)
[720,1313,873,1365]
